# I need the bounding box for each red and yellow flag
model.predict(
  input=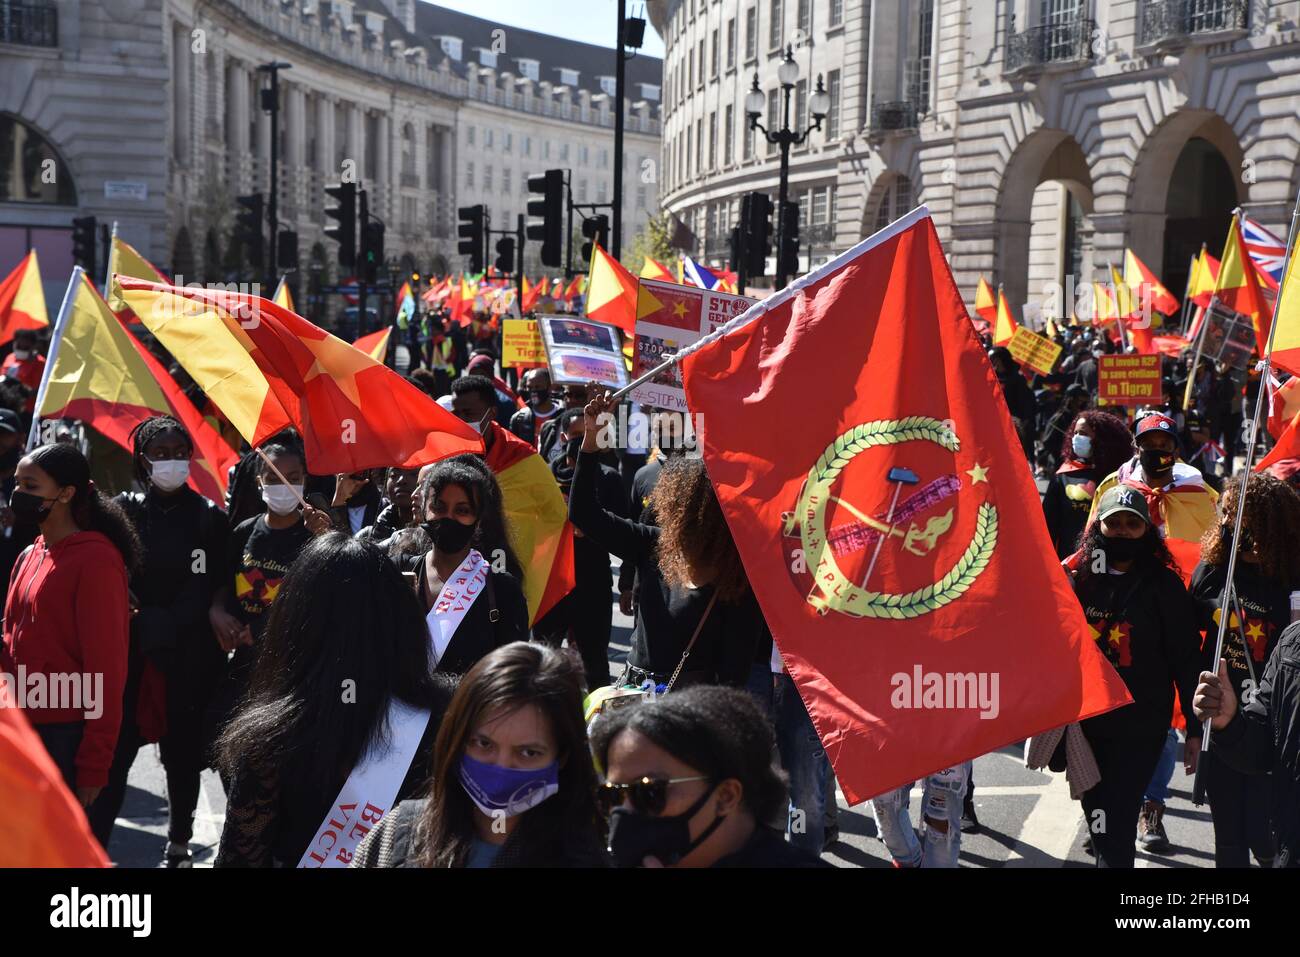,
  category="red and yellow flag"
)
[117,278,483,473]
[585,244,636,335]
[974,275,997,328]
[37,272,237,502]
[272,277,294,312]
[353,327,391,362]
[1217,215,1269,354]
[483,422,575,625]
[0,682,109,867]
[992,286,1018,345]
[1189,249,1220,308]
[681,210,1131,803]
[1124,248,1178,316]
[640,257,676,283]
[0,251,49,345]
[105,233,170,314]
[1265,229,1300,377]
